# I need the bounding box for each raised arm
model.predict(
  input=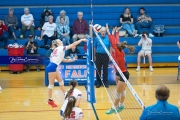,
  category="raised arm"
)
[66,38,87,50]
